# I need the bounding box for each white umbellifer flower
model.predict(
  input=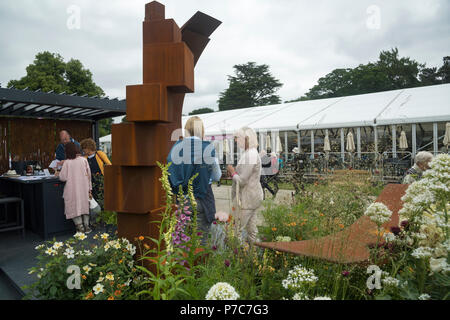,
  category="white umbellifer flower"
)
[383,232,396,243]
[128,260,134,269]
[292,292,309,300]
[74,232,87,240]
[276,236,292,242]
[124,278,132,287]
[93,283,104,295]
[411,246,433,259]
[429,257,449,274]
[418,293,431,300]
[96,276,104,283]
[205,282,240,300]
[84,250,92,256]
[382,276,400,287]
[82,265,92,274]
[313,296,332,300]
[282,265,318,290]
[63,248,75,259]
[364,202,392,225]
